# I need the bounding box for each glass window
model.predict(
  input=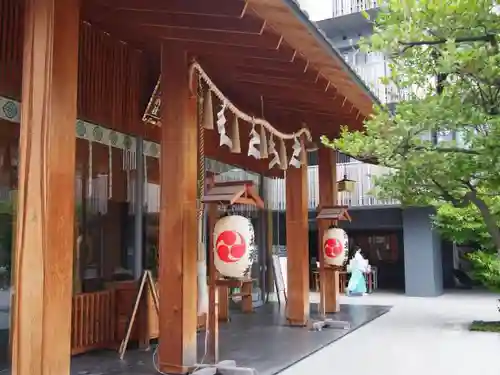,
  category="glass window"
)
[74,141,136,294]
